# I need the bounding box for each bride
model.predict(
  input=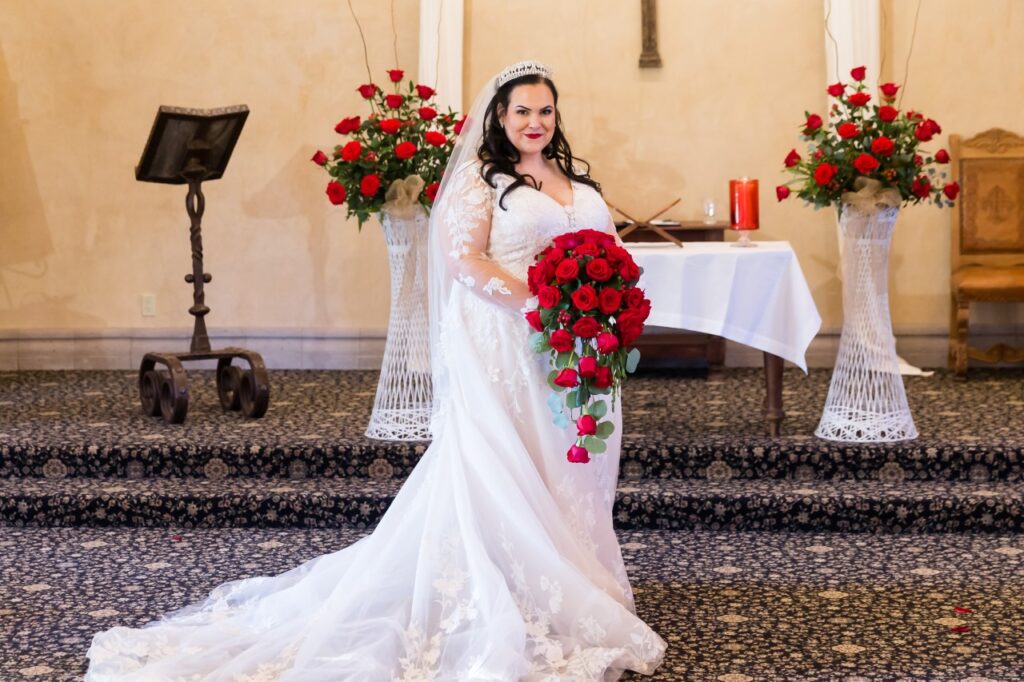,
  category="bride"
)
[86,60,666,681]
